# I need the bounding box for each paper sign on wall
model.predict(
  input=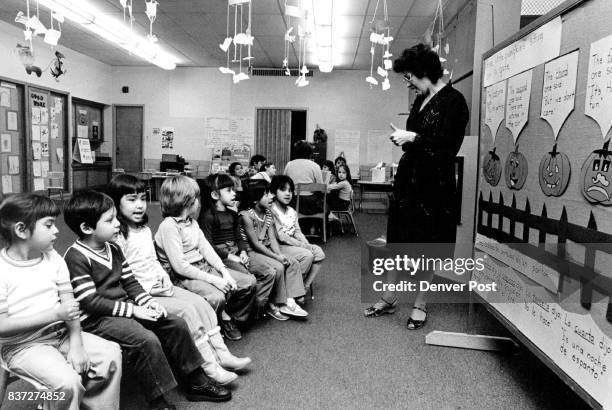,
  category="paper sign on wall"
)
[505,70,533,143]
[33,161,42,177]
[31,124,40,141]
[32,142,41,160]
[33,178,44,191]
[77,125,88,139]
[8,156,19,174]
[73,138,93,164]
[1,134,11,153]
[31,106,41,124]
[41,161,49,178]
[585,34,612,139]
[0,87,10,107]
[484,80,506,140]
[1,175,12,193]
[334,129,361,177]
[51,123,59,139]
[541,50,579,139]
